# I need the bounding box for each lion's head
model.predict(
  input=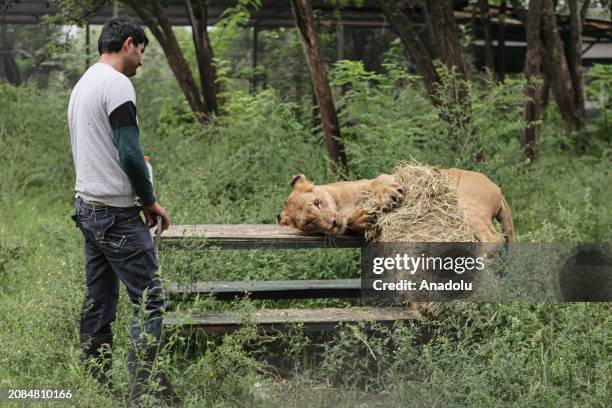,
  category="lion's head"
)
[277,174,346,236]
